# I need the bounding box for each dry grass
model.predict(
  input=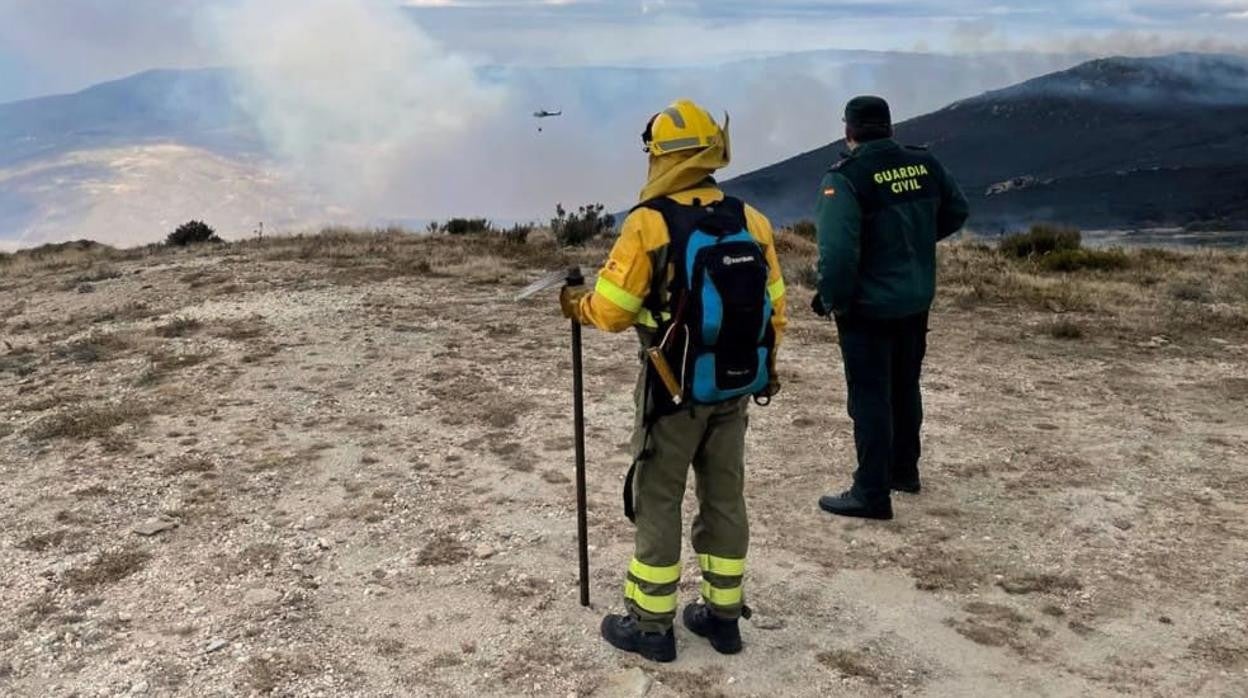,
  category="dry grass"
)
[415,533,469,566]
[16,529,72,553]
[816,648,882,681]
[211,316,269,341]
[155,316,202,338]
[930,243,1248,344]
[0,348,38,377]
[1045,318,1085,340]
[25,401,150,441]
[135,350,213,386]
[62,549,151,592]
[53,333,134,363]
